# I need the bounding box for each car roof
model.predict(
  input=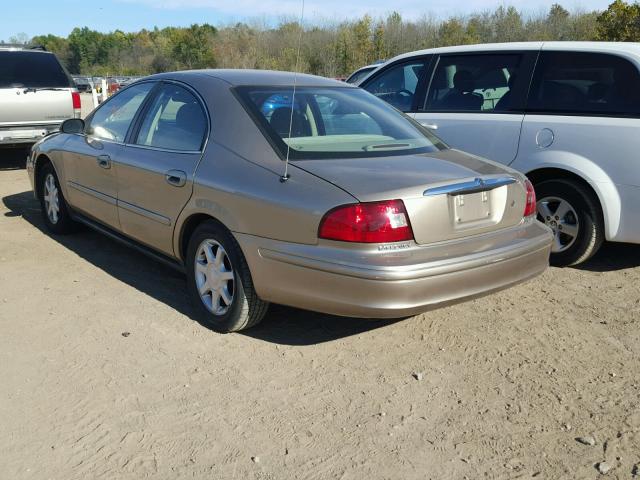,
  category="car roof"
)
[386,41,640,64]
[147,69,352,87]
[0,46,52,53]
